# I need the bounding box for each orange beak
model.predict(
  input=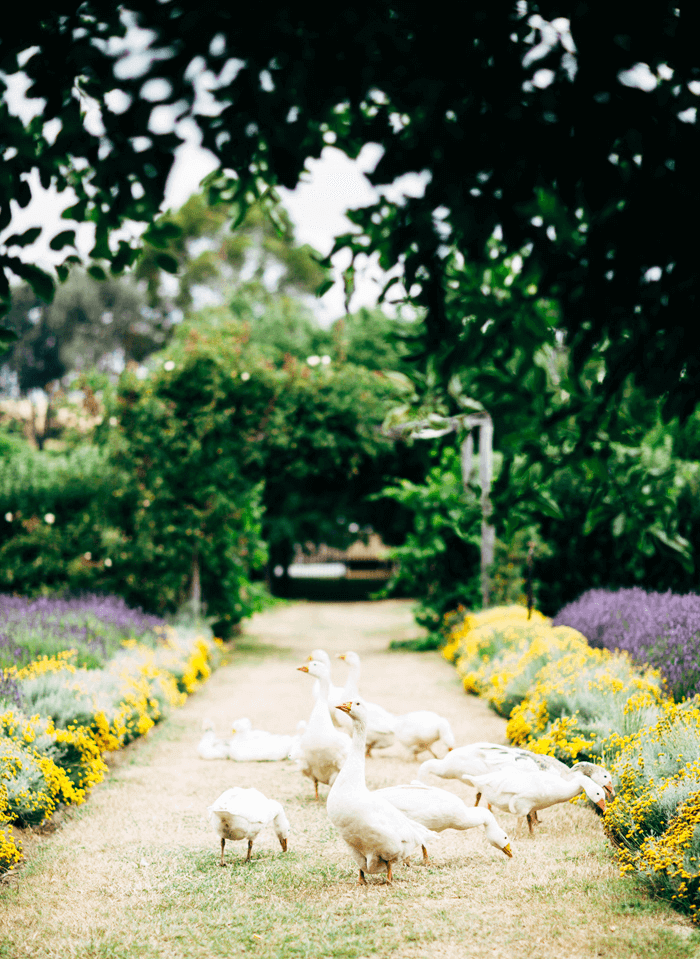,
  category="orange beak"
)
[336,701,352,714]
[297,665,309,673]
[502,844,513,858]
[337,654,346,660]
[597,797,607,813]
